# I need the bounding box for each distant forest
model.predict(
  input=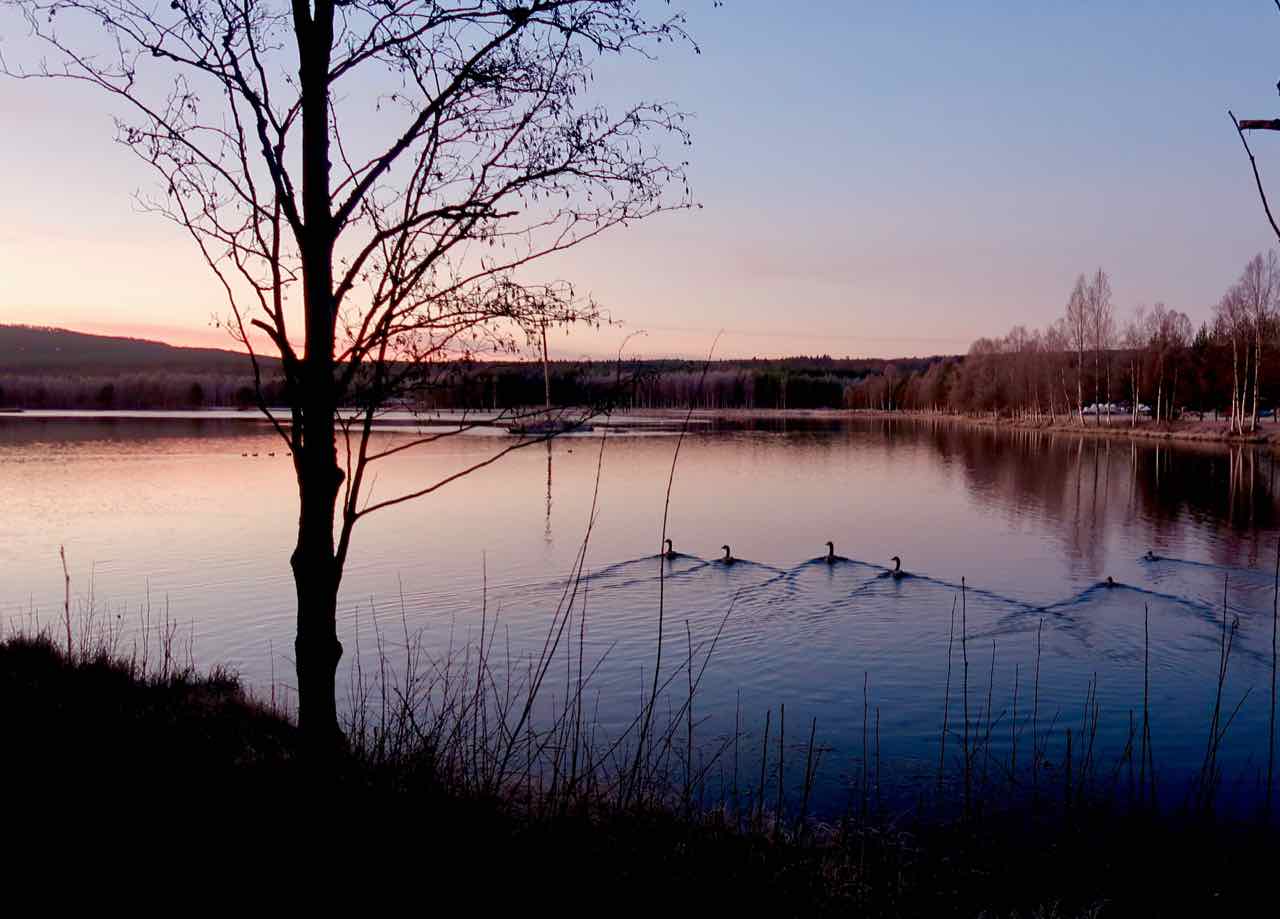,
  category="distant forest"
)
[868,255,1280,434]
[0,324,938,412]
[5,253,1280,428]
[0,325,283,410]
